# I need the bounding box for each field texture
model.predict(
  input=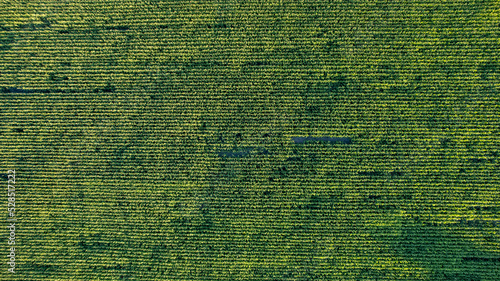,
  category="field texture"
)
[0,0,499,280]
